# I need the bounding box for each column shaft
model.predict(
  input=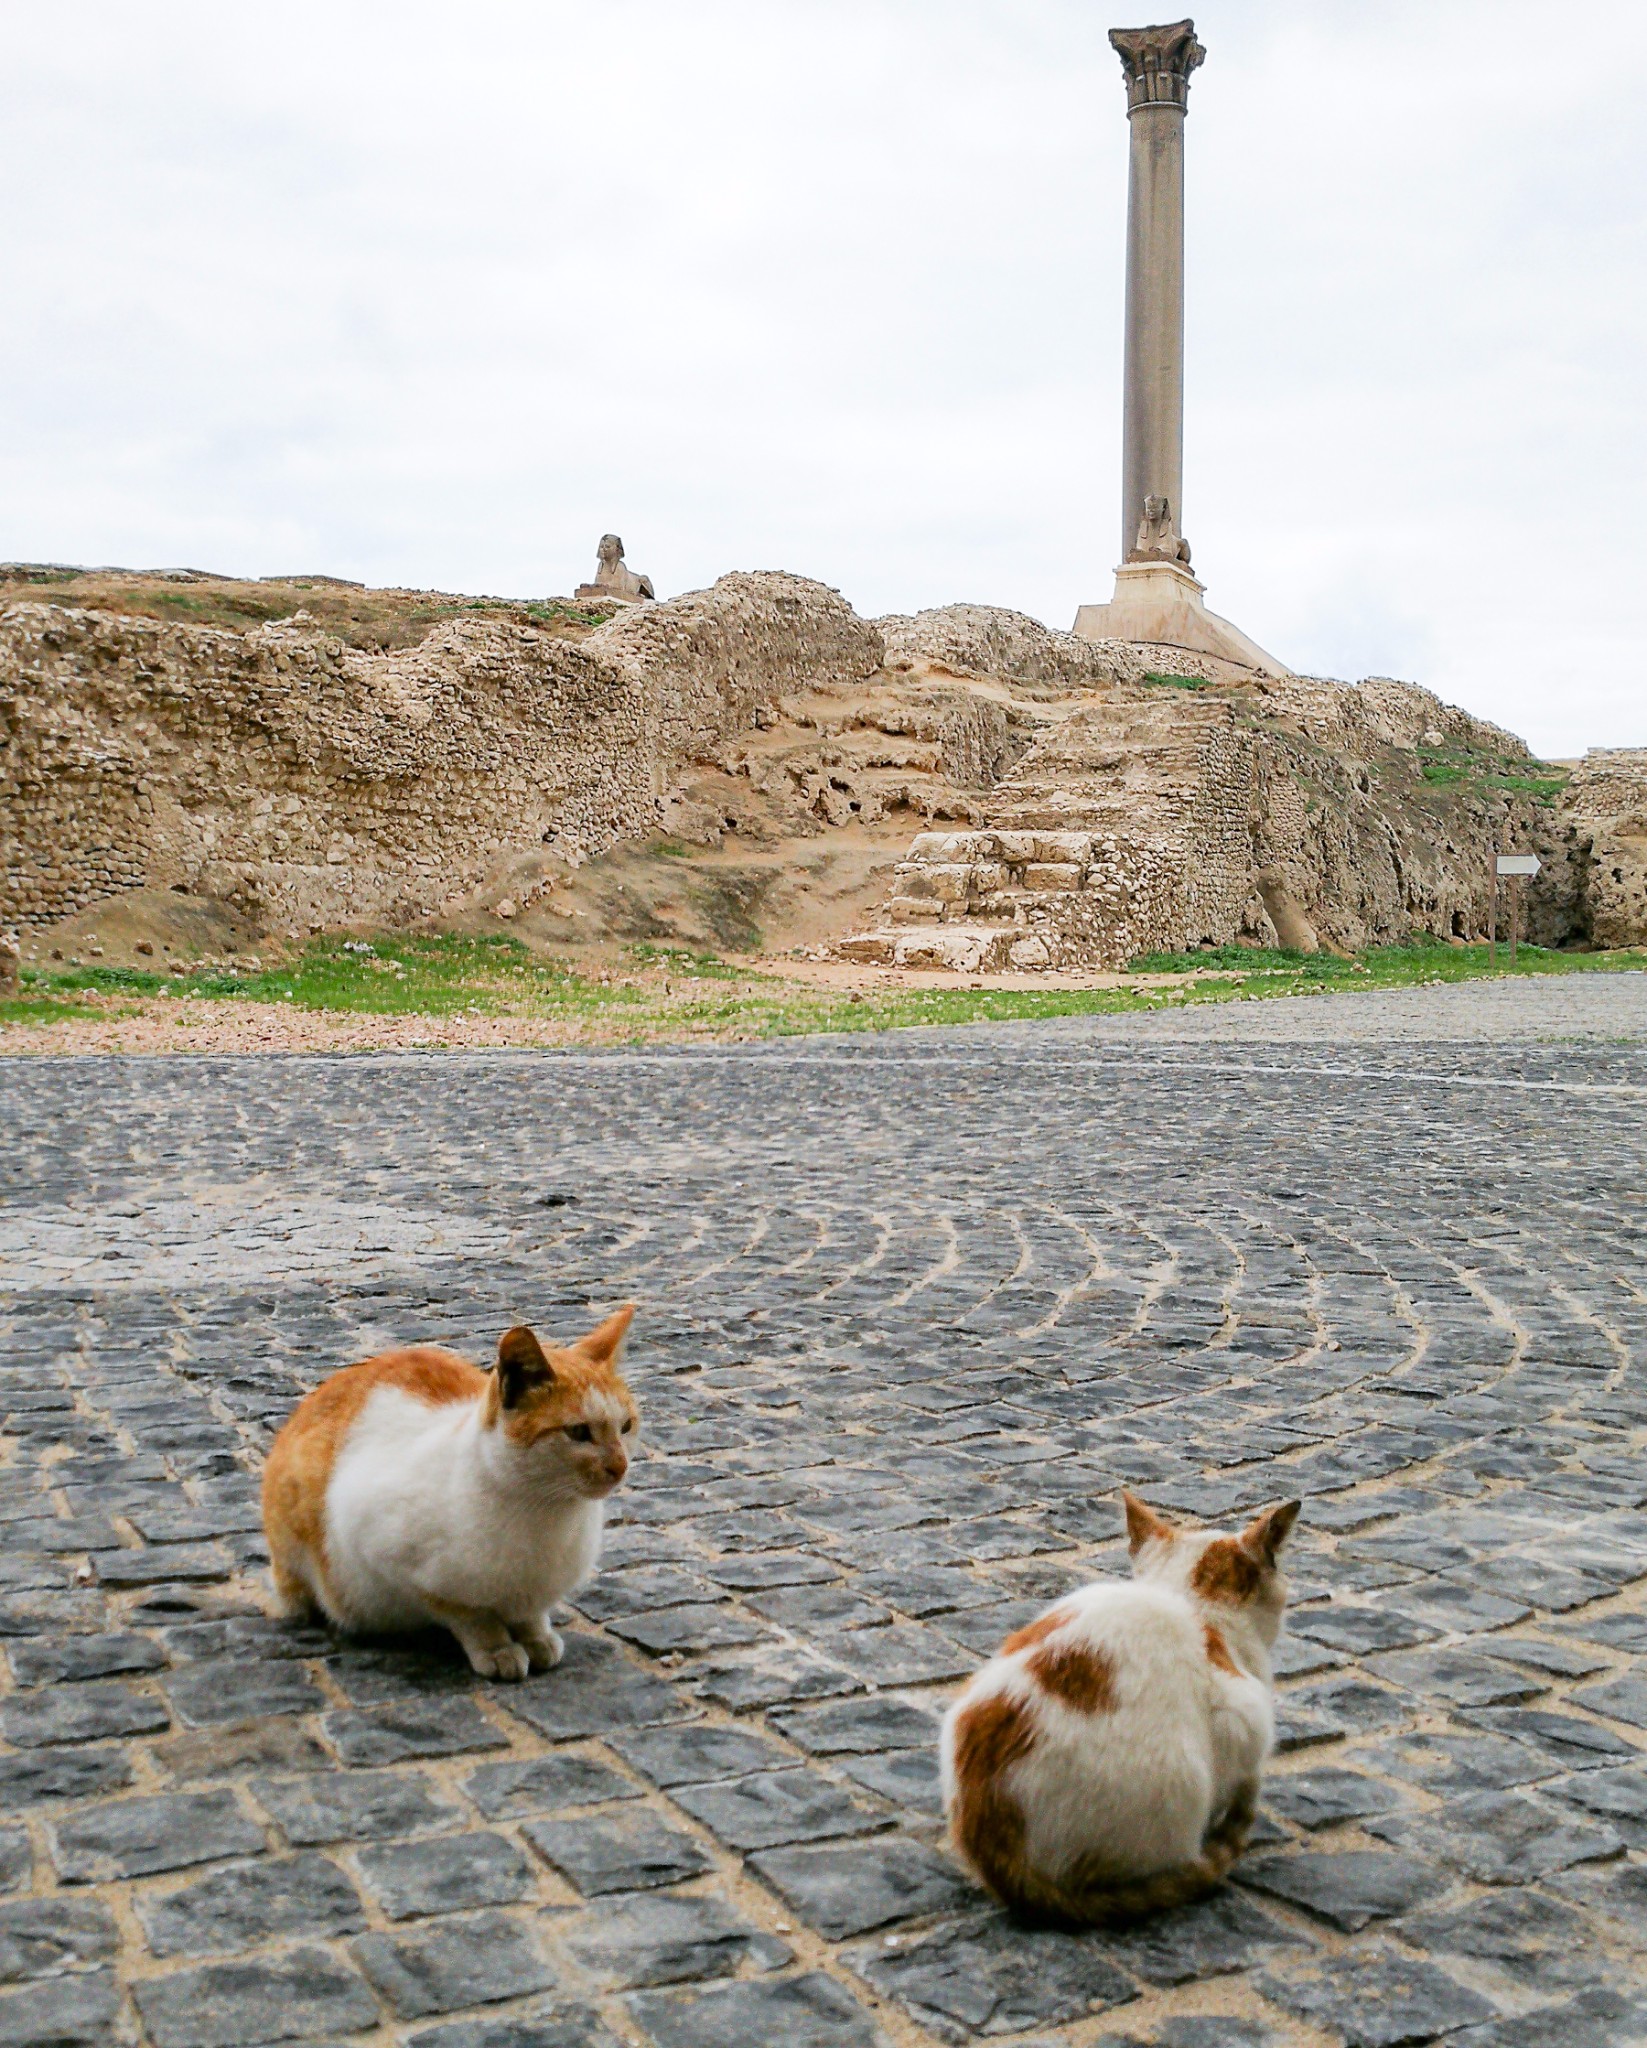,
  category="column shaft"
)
[1120,102,1186,563]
